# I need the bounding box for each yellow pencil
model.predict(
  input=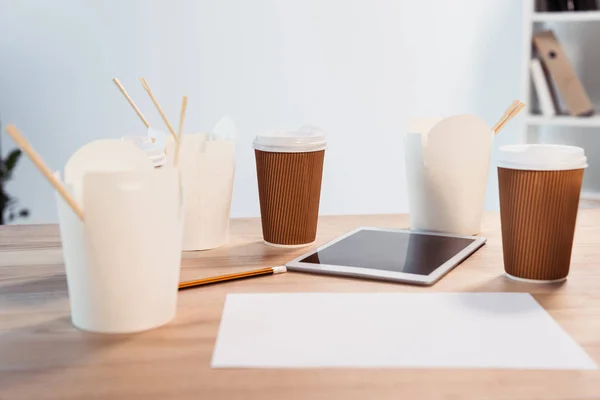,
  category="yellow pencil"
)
[178,266,287,289]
